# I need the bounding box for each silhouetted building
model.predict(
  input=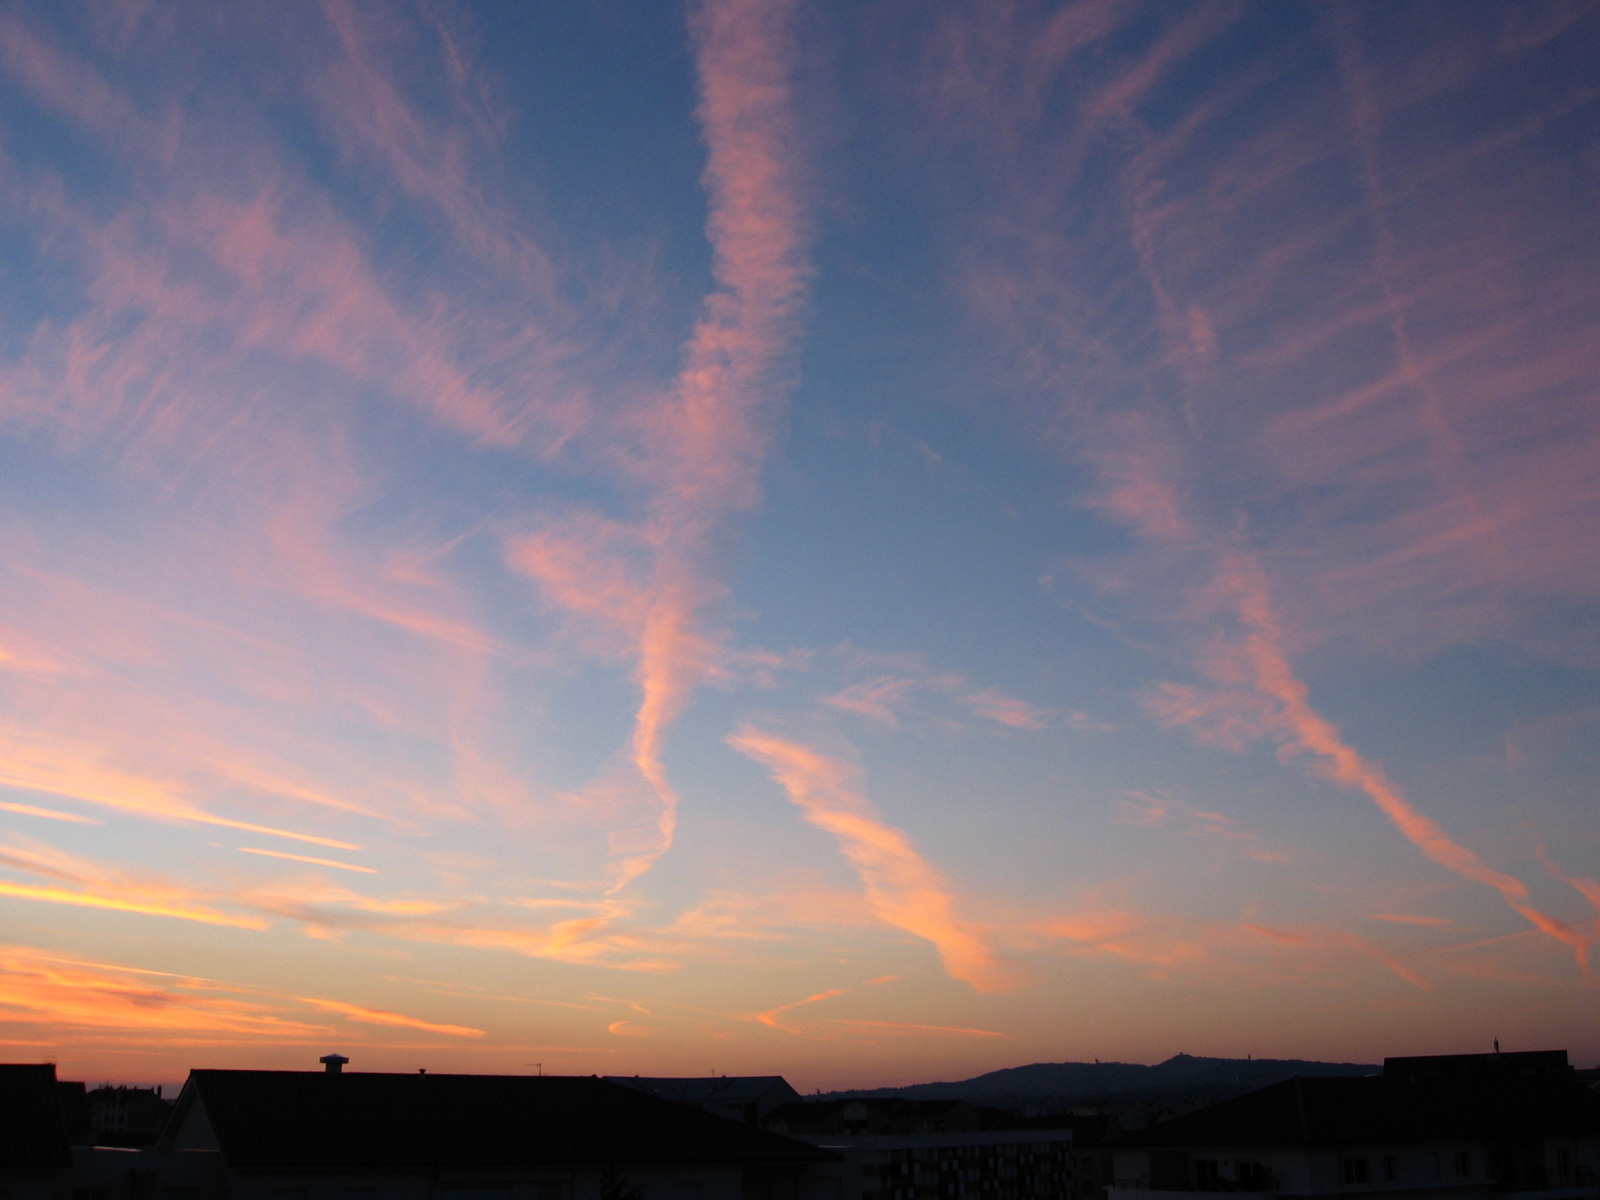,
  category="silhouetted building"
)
[606,1078,802,1127]
[765,1099,1074,1200]
[0,1064,75,1200]
[1060,1116,1116,1200]
[150,1062,838,1200]
[86,1085,174,1148]
[1107,1050,1600,1200]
